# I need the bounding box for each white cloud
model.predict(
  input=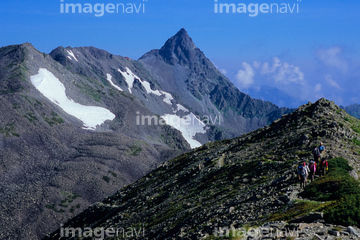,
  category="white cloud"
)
[236,57,305,91]
[235,62,255,90]
[261,57,282,74]
[273,62,304,84]
[234,57,307,106]
[213,63,228,75]
[220,68,227,75]
[259,57,304,85]
[232,47,358,107]
[325,74,341,90]
[314,83,322,92]
[317,47,348,73]
[253,61,261,69]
